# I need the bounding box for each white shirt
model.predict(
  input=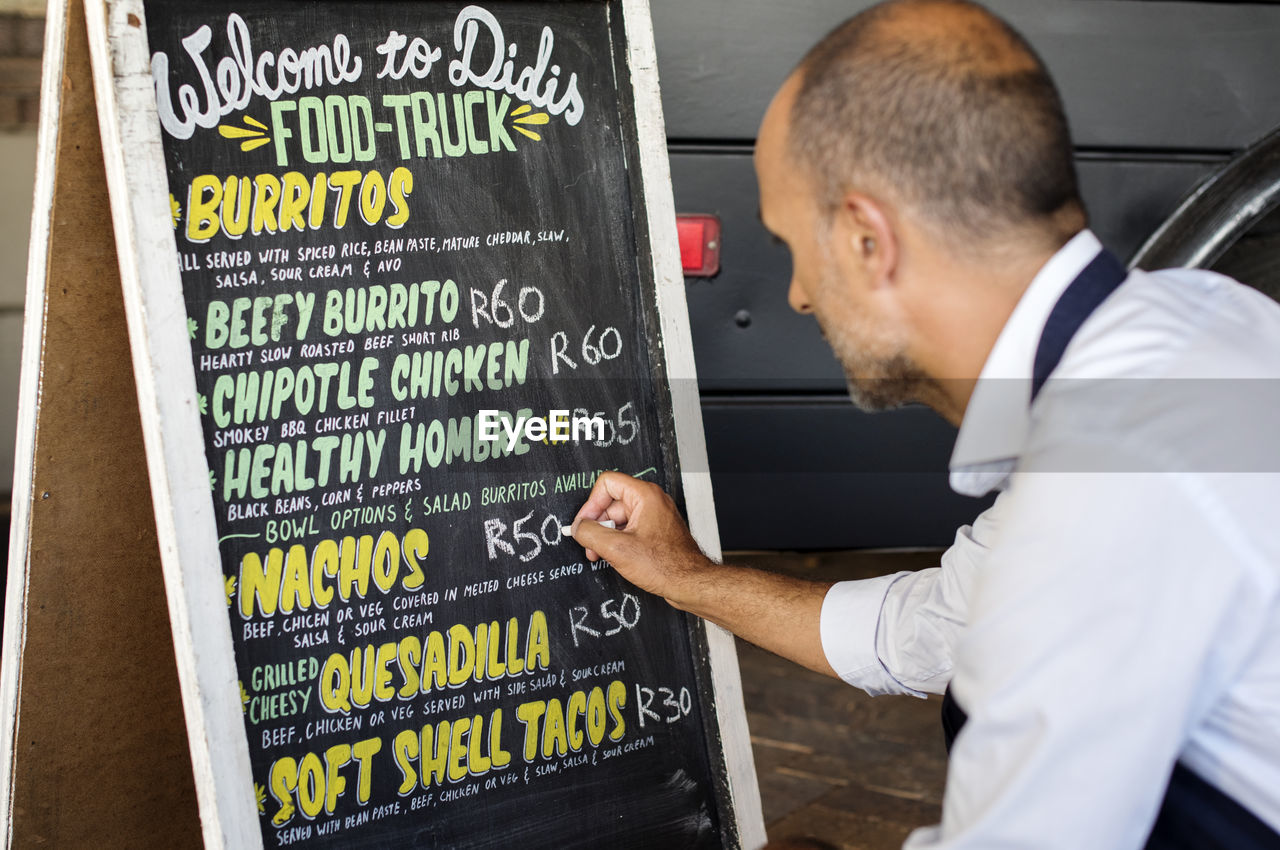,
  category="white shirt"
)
[819,230,1280,848]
